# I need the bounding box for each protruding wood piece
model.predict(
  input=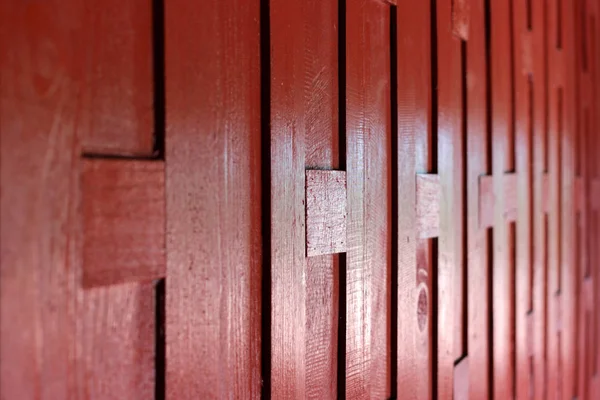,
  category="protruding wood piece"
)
[452,0,469,40]
[82,158,165,287]
[416,174,440,238]
[453,356,469,400]
[306,170,347,257]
